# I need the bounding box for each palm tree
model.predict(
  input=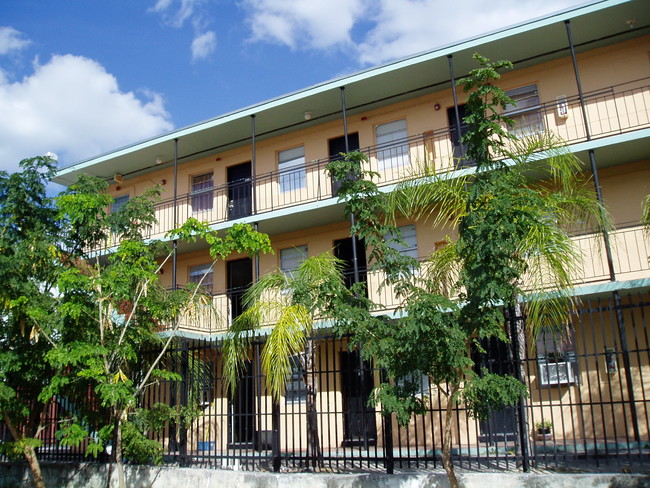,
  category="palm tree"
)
[222,252,348,468]
[336,55,611,488]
